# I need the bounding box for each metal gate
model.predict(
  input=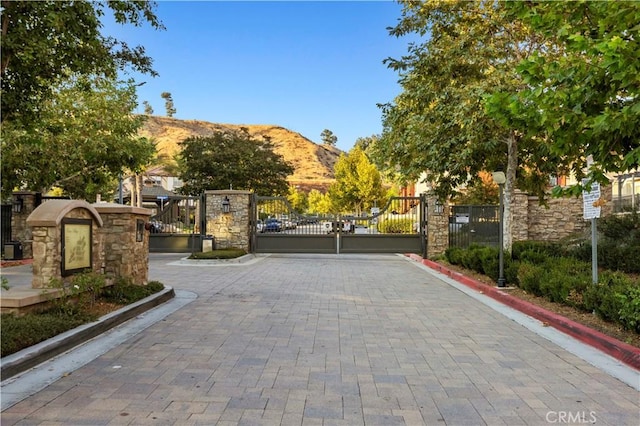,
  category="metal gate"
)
[448,205,499,248]
[251,195,426,255]
[149,195,205,253]
[1,204,12,256]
